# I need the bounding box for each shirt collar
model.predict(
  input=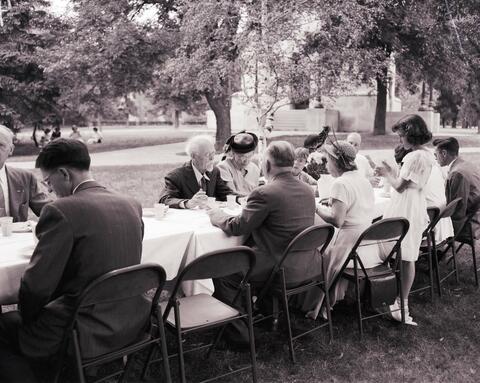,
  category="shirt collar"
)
[72,179,95,194]
[447,157,459,173]
[191,162,210,184]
